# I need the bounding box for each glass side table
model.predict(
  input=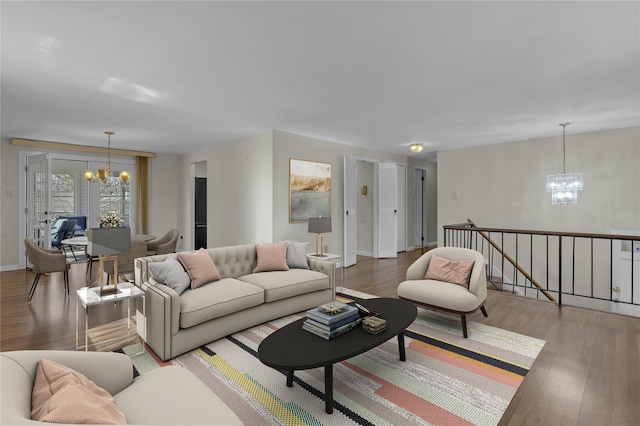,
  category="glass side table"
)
[306,253,344,299]
[76,282,145,353]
